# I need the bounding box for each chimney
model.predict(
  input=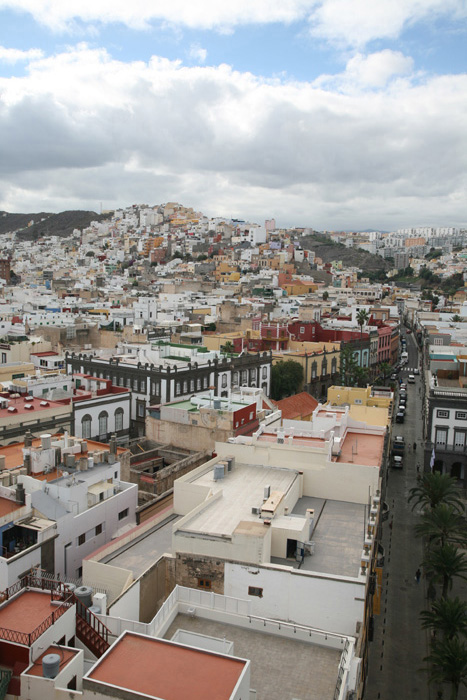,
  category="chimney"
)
[24,430,33,448]
[110,434,117,456]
